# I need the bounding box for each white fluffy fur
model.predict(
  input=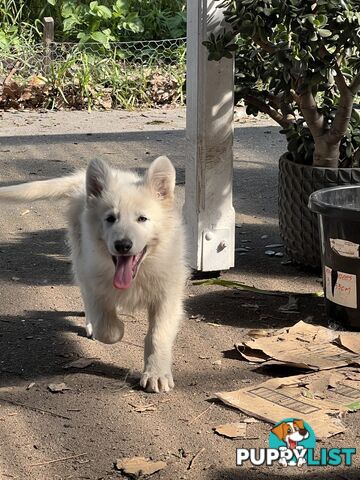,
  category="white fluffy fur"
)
[0,156,187,393]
